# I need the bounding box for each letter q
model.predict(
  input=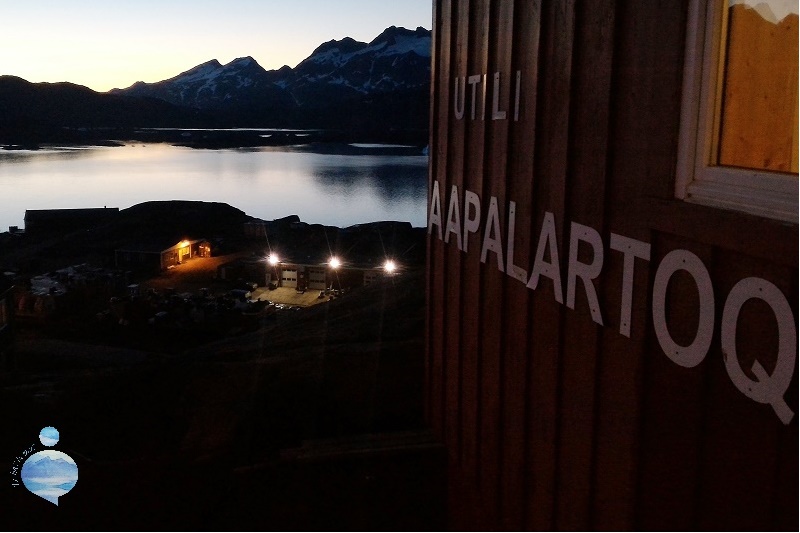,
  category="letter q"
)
[722,277,796,425]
